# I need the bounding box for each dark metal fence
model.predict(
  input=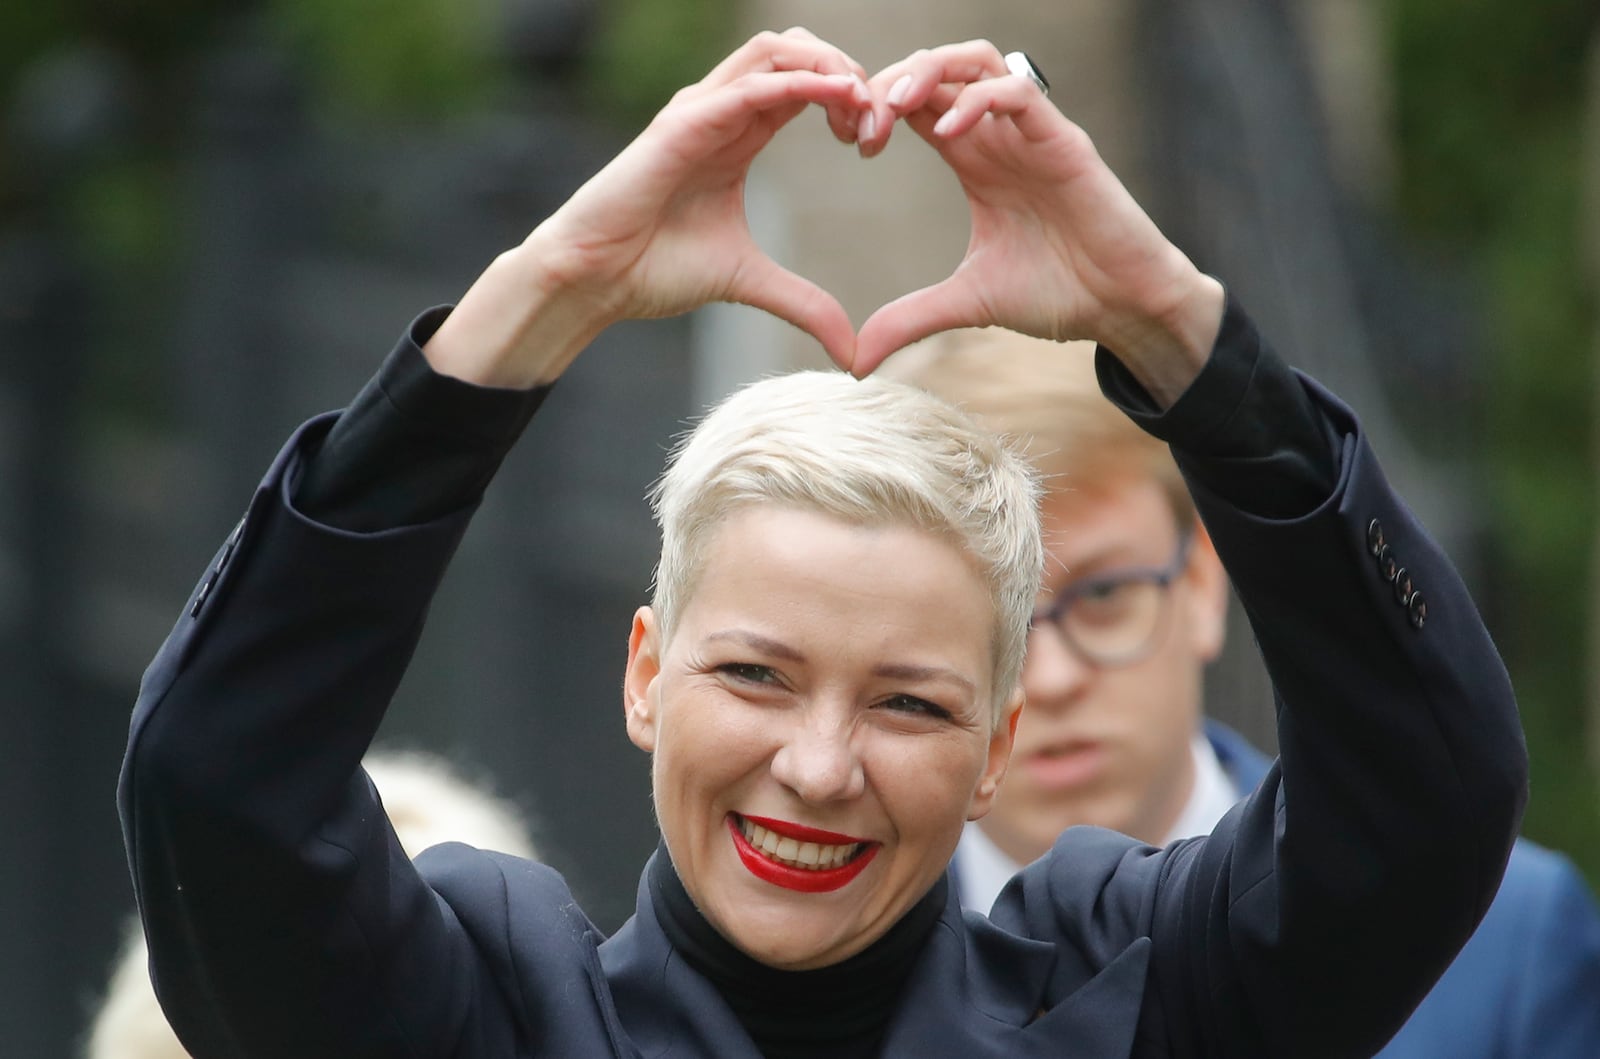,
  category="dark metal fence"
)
[1,21,685,1056]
